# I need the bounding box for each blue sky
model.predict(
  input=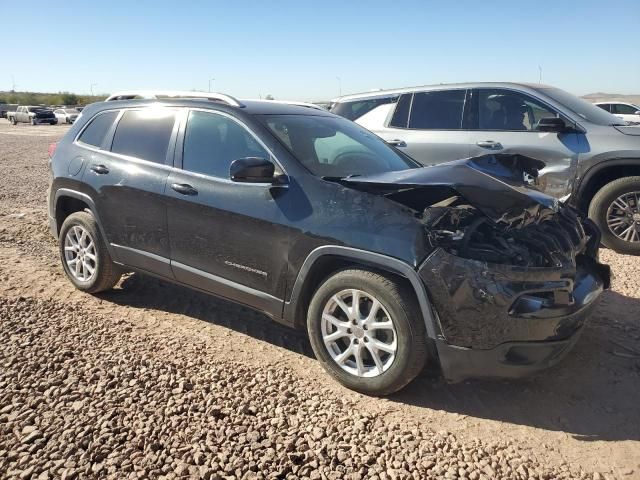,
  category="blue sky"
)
[3,0,639,100]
